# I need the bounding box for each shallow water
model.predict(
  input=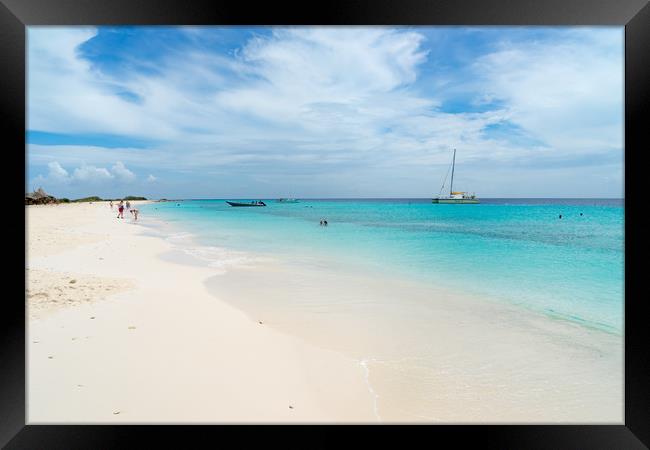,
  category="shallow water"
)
[141,198,624,333]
